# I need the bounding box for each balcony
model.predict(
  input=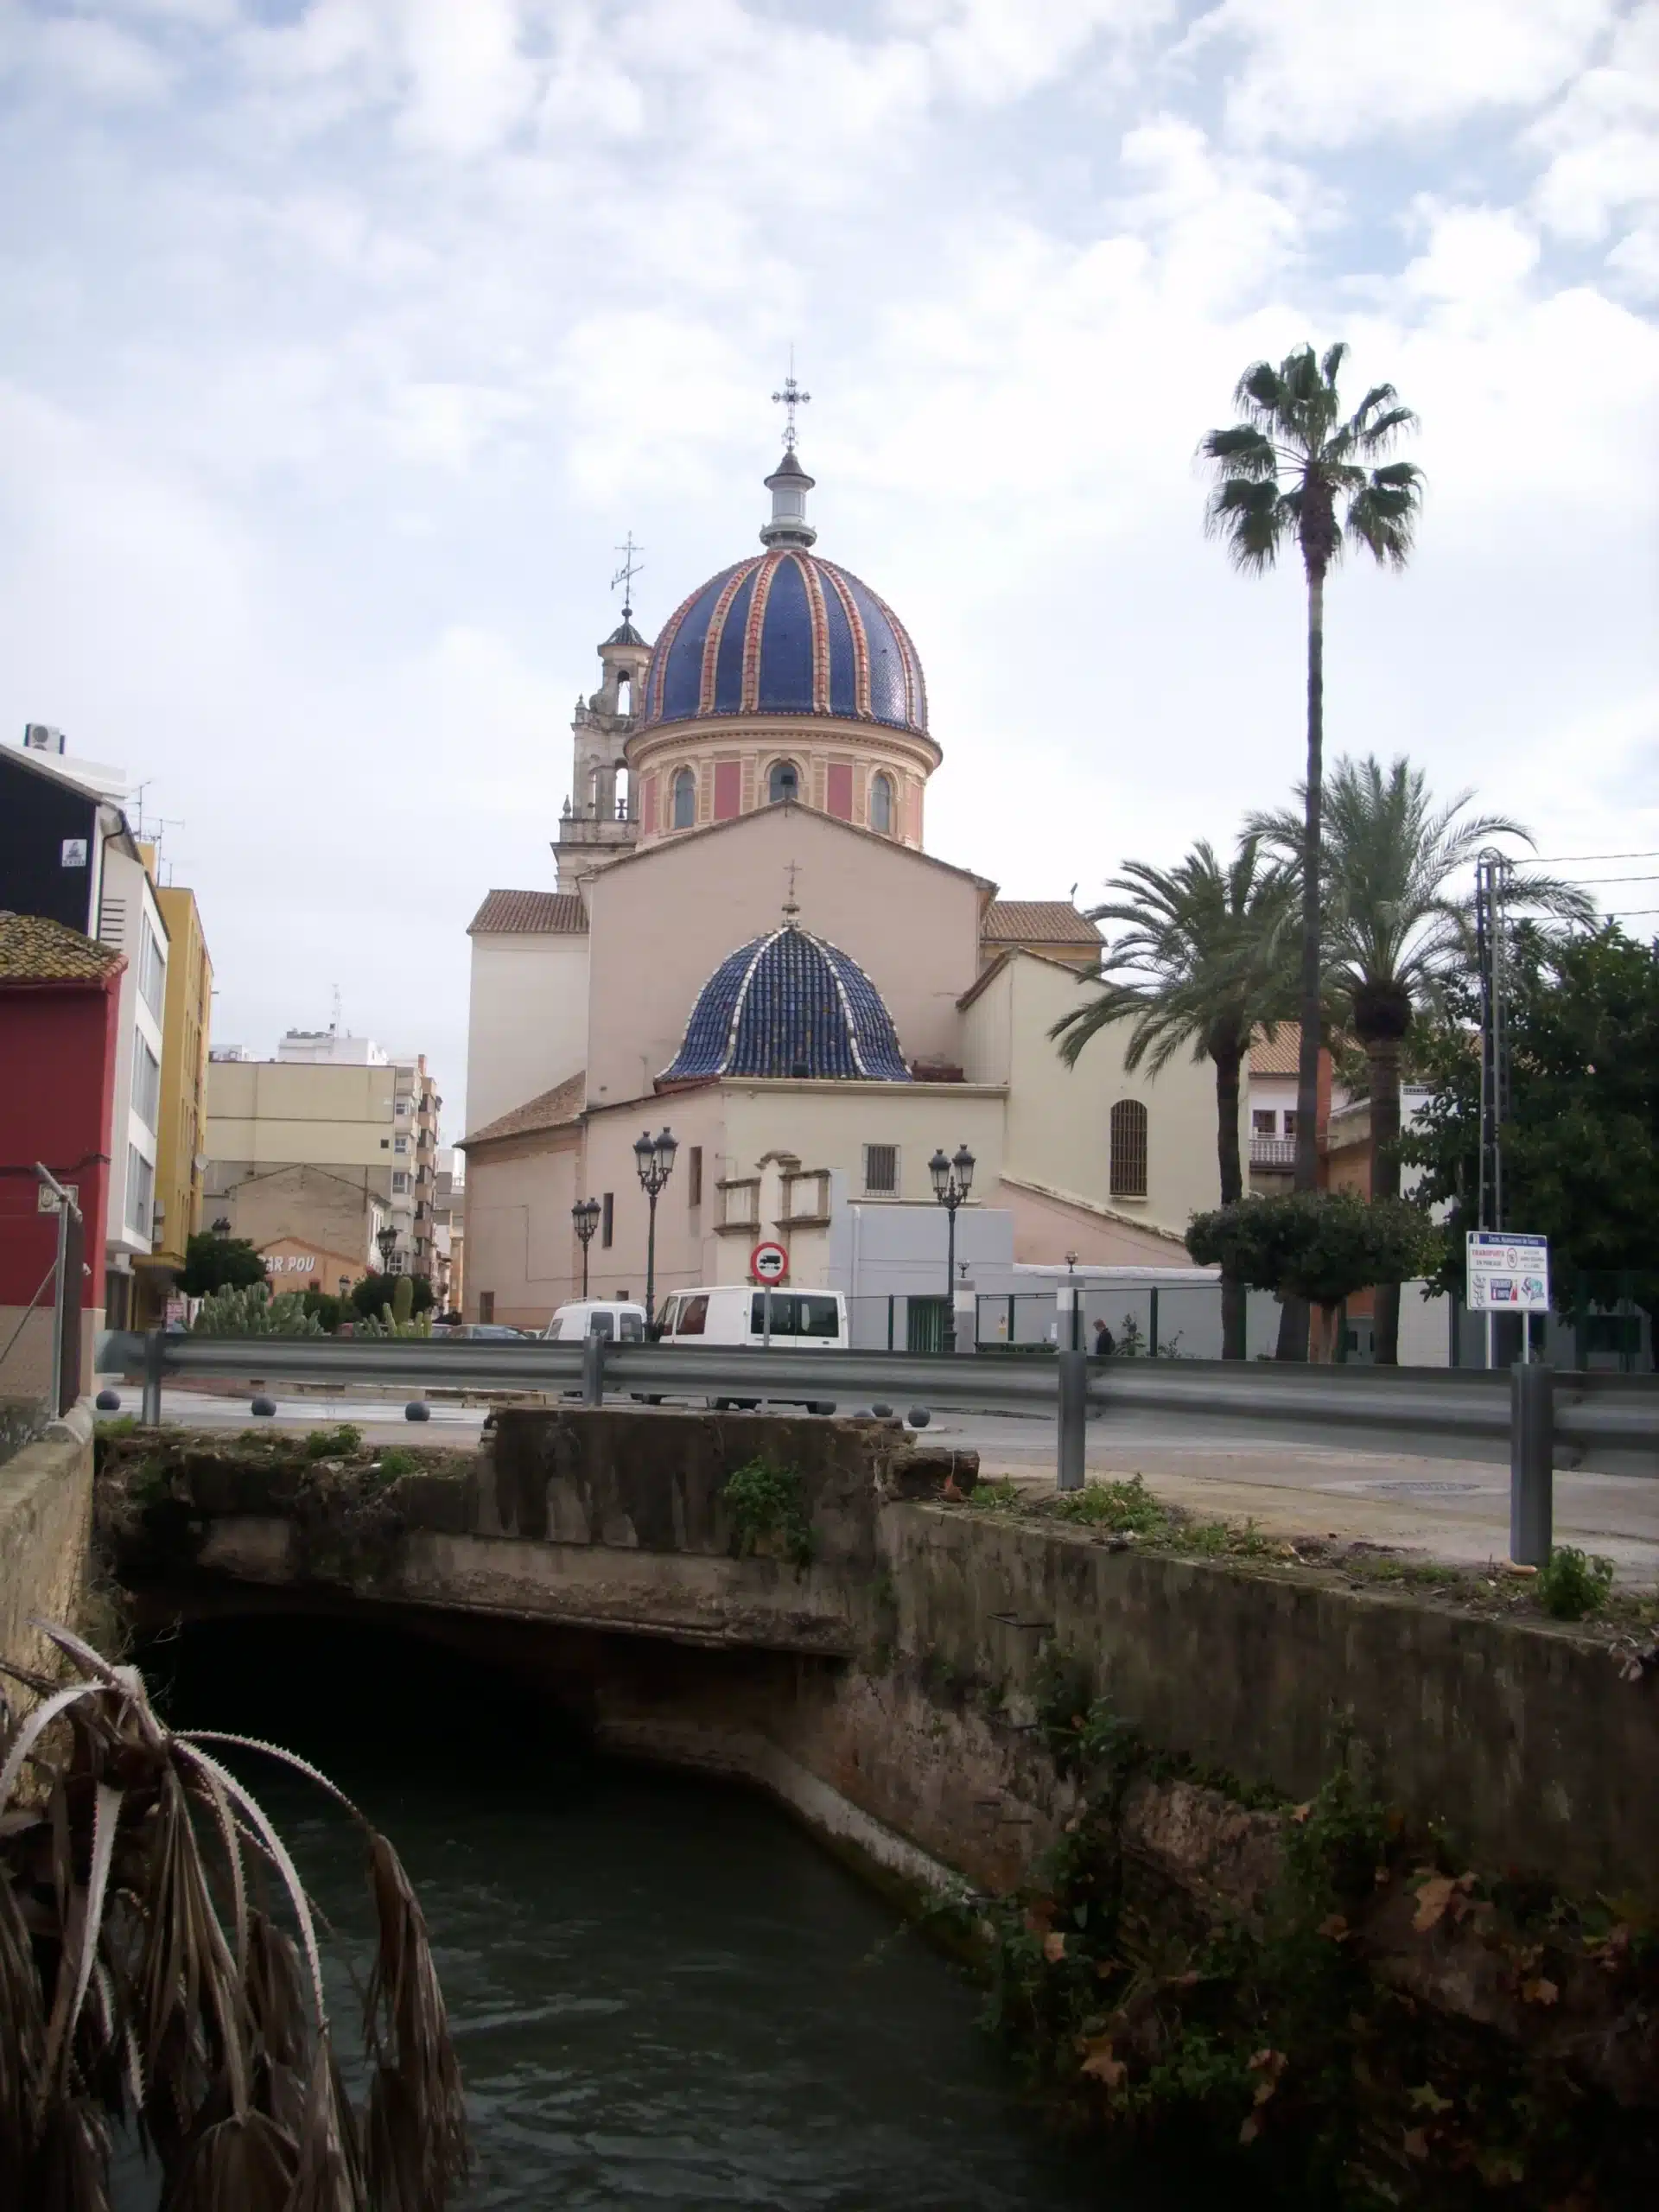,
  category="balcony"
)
[1249,1135,1297,1170]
